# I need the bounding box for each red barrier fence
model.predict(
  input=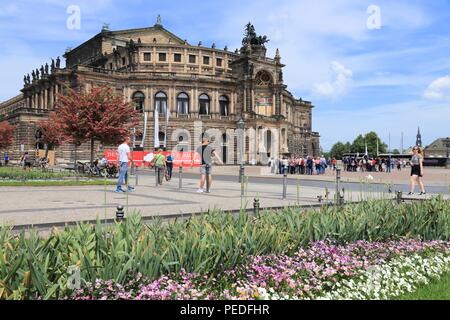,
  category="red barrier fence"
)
[104,150,201,168]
